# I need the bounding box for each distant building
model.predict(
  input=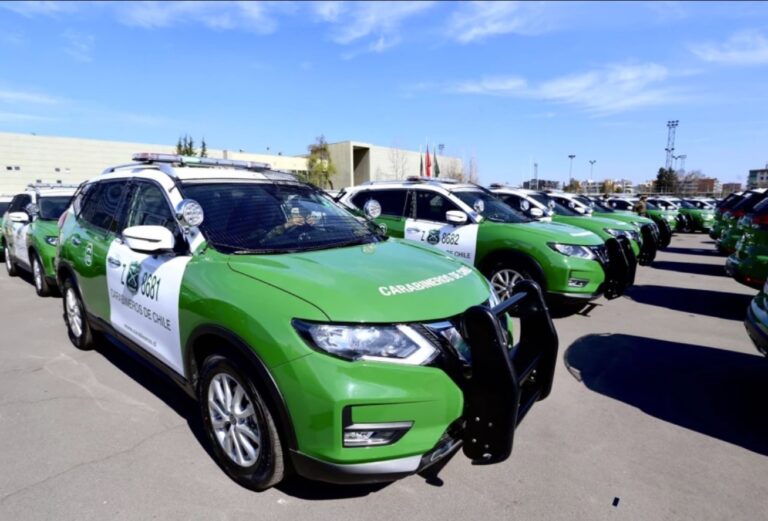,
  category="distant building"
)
[522,179,560,190]
[0,132,462,193]
[721,182,742,194]
[681,176,721,195]
[748,167,768,189]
